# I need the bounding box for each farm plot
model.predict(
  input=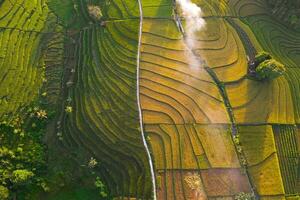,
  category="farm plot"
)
[140,19,229,124]
[243,16,300,69]
[155,169,251,199]
[49,0,141,27]
[145,124,240,170]
[195,0,297,126]
[194,0,229,17]
[141,0,173,18]
[46,0,156,198]
[139,2,252,198]
[106,0,140,19]
[61,19,153,198]
[241,15,300,123]
[273,125,299,195]
[195,18,248,83]
[285,69,300,124]
[239,125,285,197]
[227,0,267,17]
[145,124,251,199]
[0,0,53,119]
[225,77,294,124]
